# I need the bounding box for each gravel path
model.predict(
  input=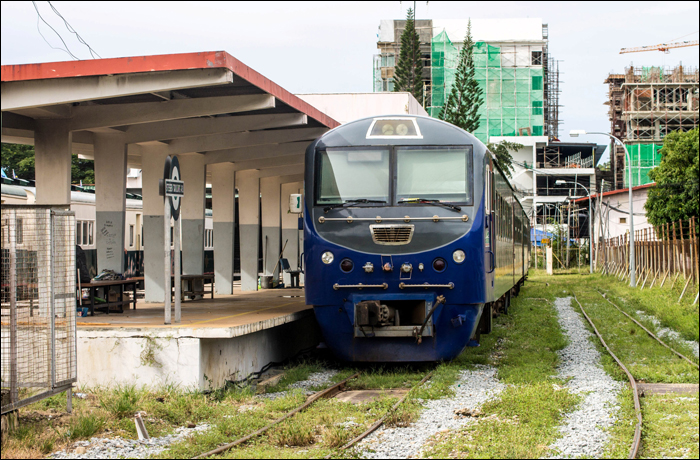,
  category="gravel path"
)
[357,365,505,459]
[255,370,338,400]
[547,297,624,459]
[635,310,699,358]
[50,424,210,459]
